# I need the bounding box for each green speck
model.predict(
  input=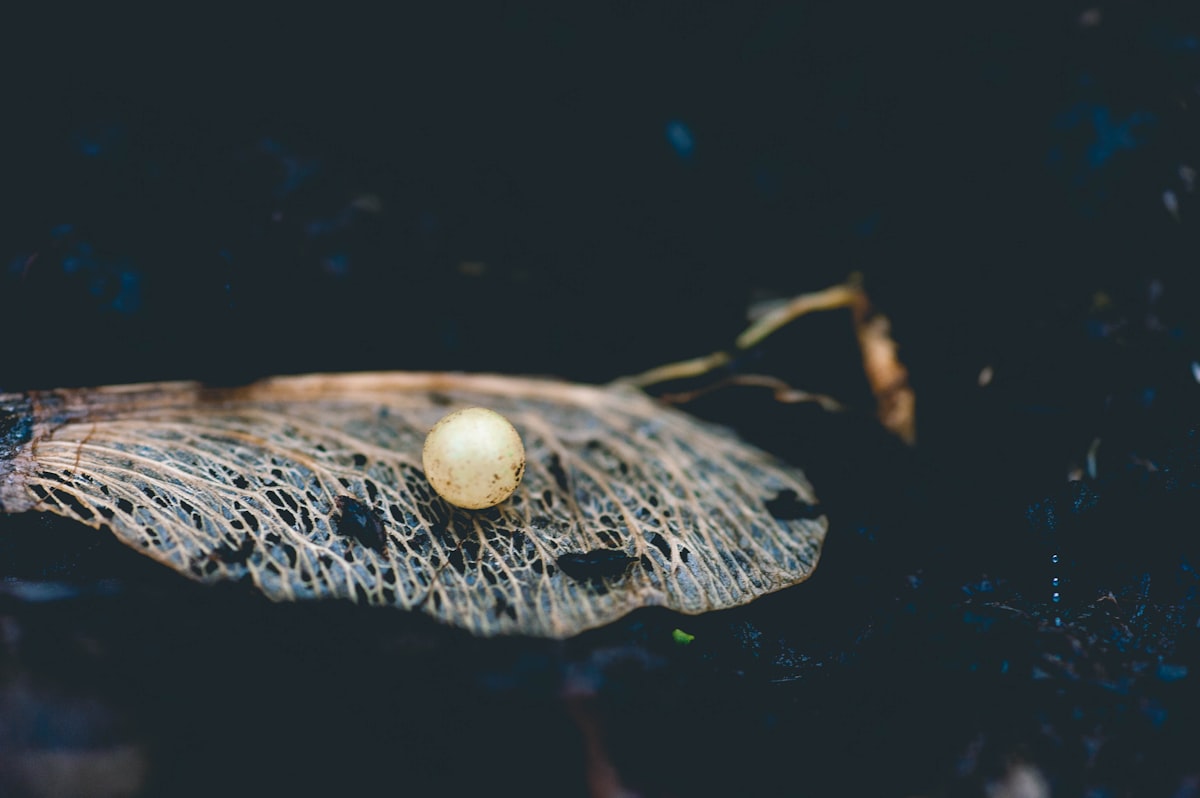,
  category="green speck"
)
[672,628,695,645]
